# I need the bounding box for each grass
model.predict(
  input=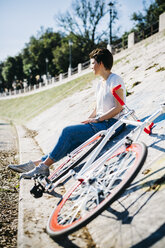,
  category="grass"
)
[0,72,96,124]
[156,67,165,72]
[145,63,159,70]
[113,54,131,66]
[134,66,139,70]
[132,81,141,88]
